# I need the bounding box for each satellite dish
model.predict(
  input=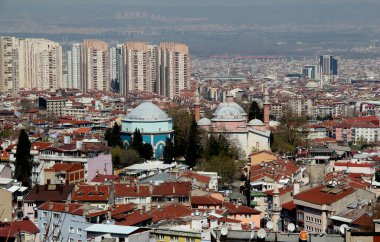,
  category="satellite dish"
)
[257,229,266,239]
[288,223,295,232]
[221,227,228,236]
[250,222,256,229]
[250,230,255,239]
[340,224,349,235]
[266,221,274,230]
